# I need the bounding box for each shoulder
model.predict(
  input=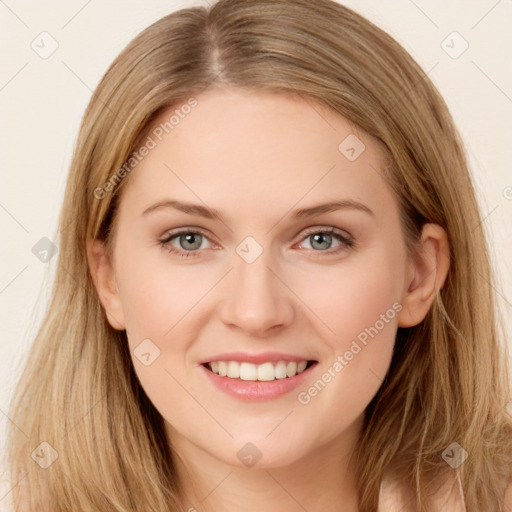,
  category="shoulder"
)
[379,474,466,512]
[380,475,512,511]
[378,475,415,511]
